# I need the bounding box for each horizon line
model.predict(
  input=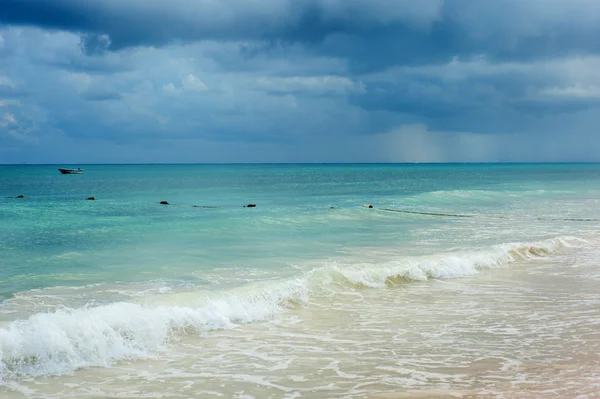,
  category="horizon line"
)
[2,161,600,166]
